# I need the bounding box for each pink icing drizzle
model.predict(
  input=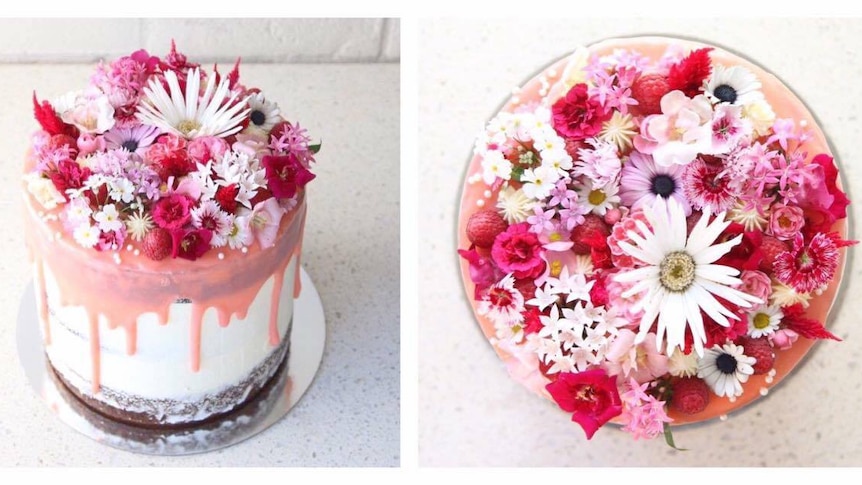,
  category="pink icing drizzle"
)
[23,162,308,392]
